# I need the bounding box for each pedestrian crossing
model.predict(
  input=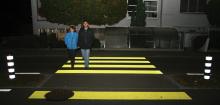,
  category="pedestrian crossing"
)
[67,60,150,63]
[56,70,163,74]
[74,57,146,59]
[29,91,192,100]
[62,64,156,68]
[57,56,161,74]
[28,56,192,101]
